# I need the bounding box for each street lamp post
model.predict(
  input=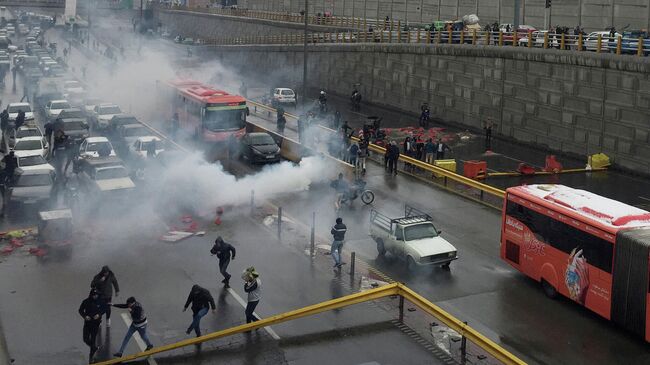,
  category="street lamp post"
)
[302,0,308,108]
